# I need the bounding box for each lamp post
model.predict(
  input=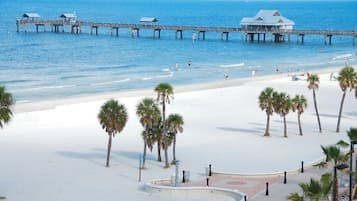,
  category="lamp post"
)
[350,140,357,201]
[334,163,349,201]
